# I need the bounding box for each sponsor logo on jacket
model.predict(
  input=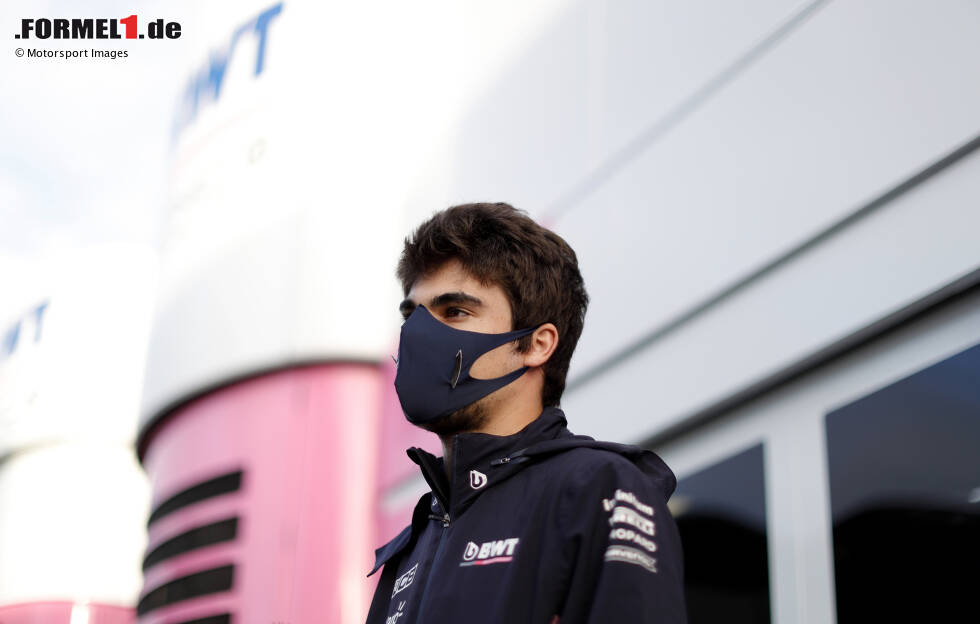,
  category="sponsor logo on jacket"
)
[608,505,655,536]
[609,527,657,552]
[470,469,488,489]
[459,537,519,566]
[391,563,418,597]
[385,600,407,624]
[604,545,658,573]
[602,489,654,516]
[602,488,659,573]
